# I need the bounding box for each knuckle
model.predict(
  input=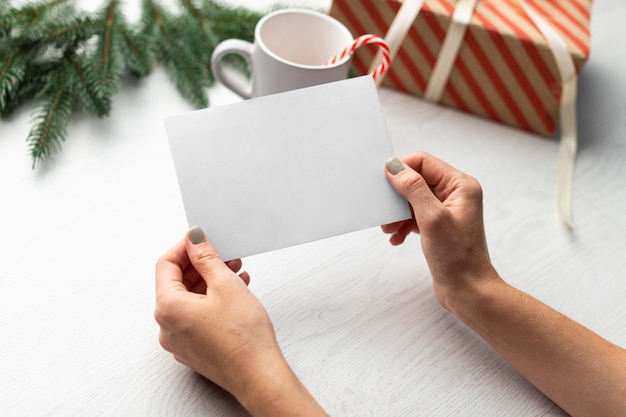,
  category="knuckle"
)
[424,204,451,229]
[194,245,223,264]
[400,172,427,193]
[465,175,483,197]
[155,253,168,270]
[153,304,169,326]
[158,332,172,352]
[154,294,181,326]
